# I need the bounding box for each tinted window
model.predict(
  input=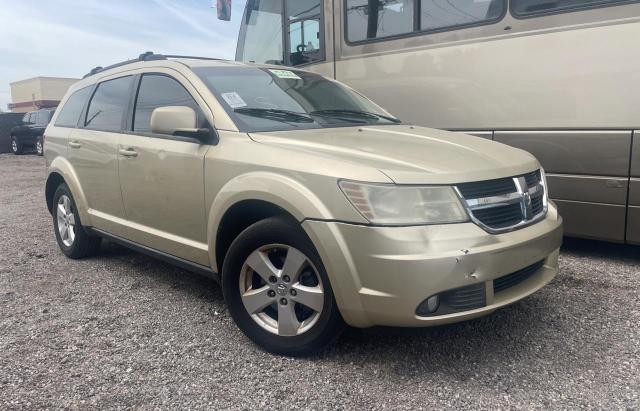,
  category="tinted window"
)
[85,76,132,132]
[133,75,202,133]
[36,110,50,125]
[421,0,505,31]
[55,87,92,128]
[238,0,284,64]
[346,0,414,42]
[511,0,634,16]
